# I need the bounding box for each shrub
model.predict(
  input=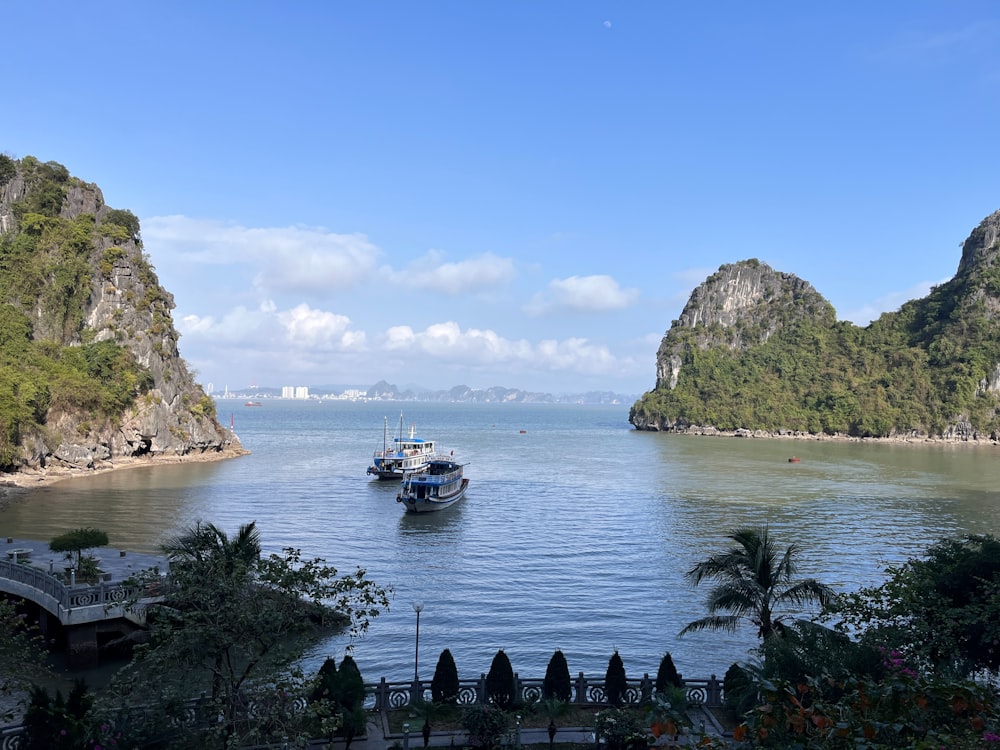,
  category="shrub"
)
[604,650,627,707]
[654,652,683,693]
[594,706,643,750]
[543,649,572,702]
[485,649,516,709]
[462,705,509,750]
[431,648,460,704]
